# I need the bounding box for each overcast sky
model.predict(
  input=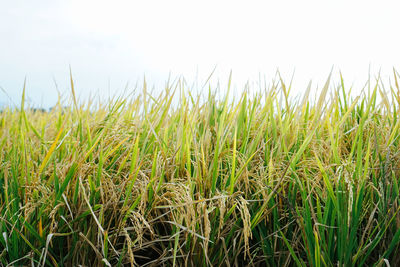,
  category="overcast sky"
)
[1,0,400,108]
